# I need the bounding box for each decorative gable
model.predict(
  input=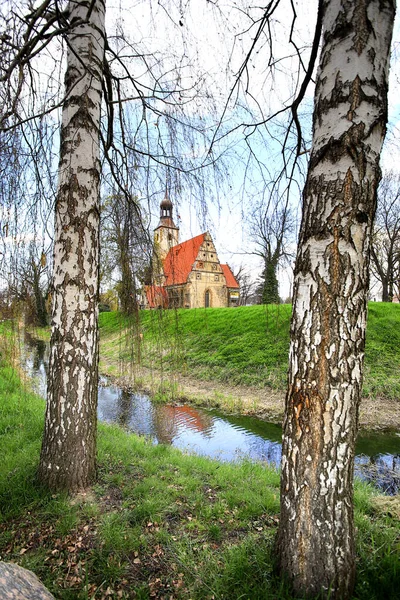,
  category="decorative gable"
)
[191,233,223,280]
